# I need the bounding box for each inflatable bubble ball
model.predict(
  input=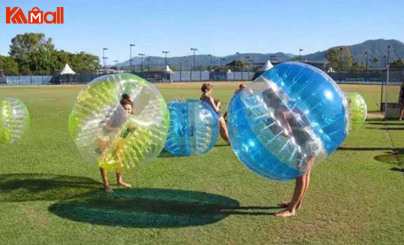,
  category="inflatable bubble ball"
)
[165,99,219,155]
[344,92,367,131]
[69,74,169,173]
[0,97,30,144]
[227,62,349,181]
